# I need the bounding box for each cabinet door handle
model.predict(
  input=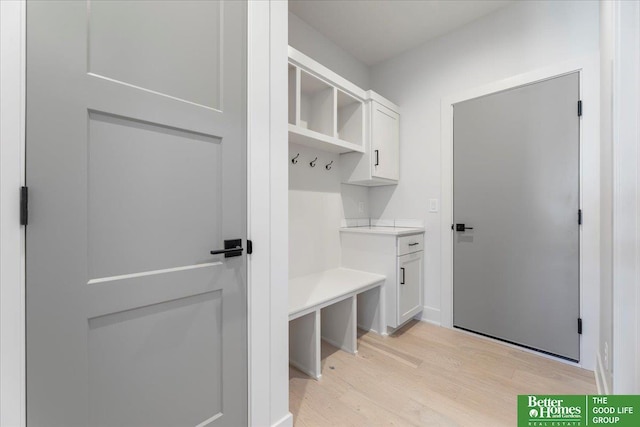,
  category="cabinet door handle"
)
[400,267,405,285]
[374,150,379,166]
[408,242,419,246]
